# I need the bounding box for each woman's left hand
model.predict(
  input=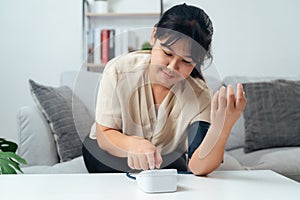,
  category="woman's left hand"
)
[210,83,247,134]
[189,83,247,174]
